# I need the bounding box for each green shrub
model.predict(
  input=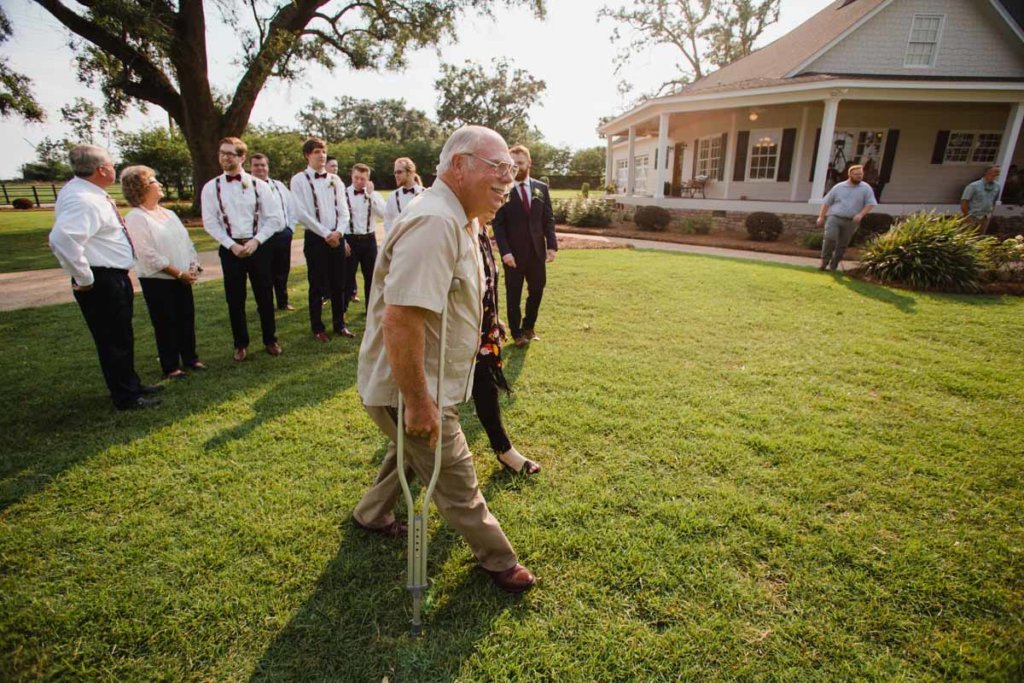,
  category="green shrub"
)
[12,198,34,210]
[634,205,672,232]
[581,182,590,198]
[801,232,824,250]
[566,198,613,227]
[852,212,895,245]
[552,198,570,224]
[856,212,984,292]
[688,215,713,235]
[745,212,784,241]
[604,183,617,194]
[977,234,1024,282]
